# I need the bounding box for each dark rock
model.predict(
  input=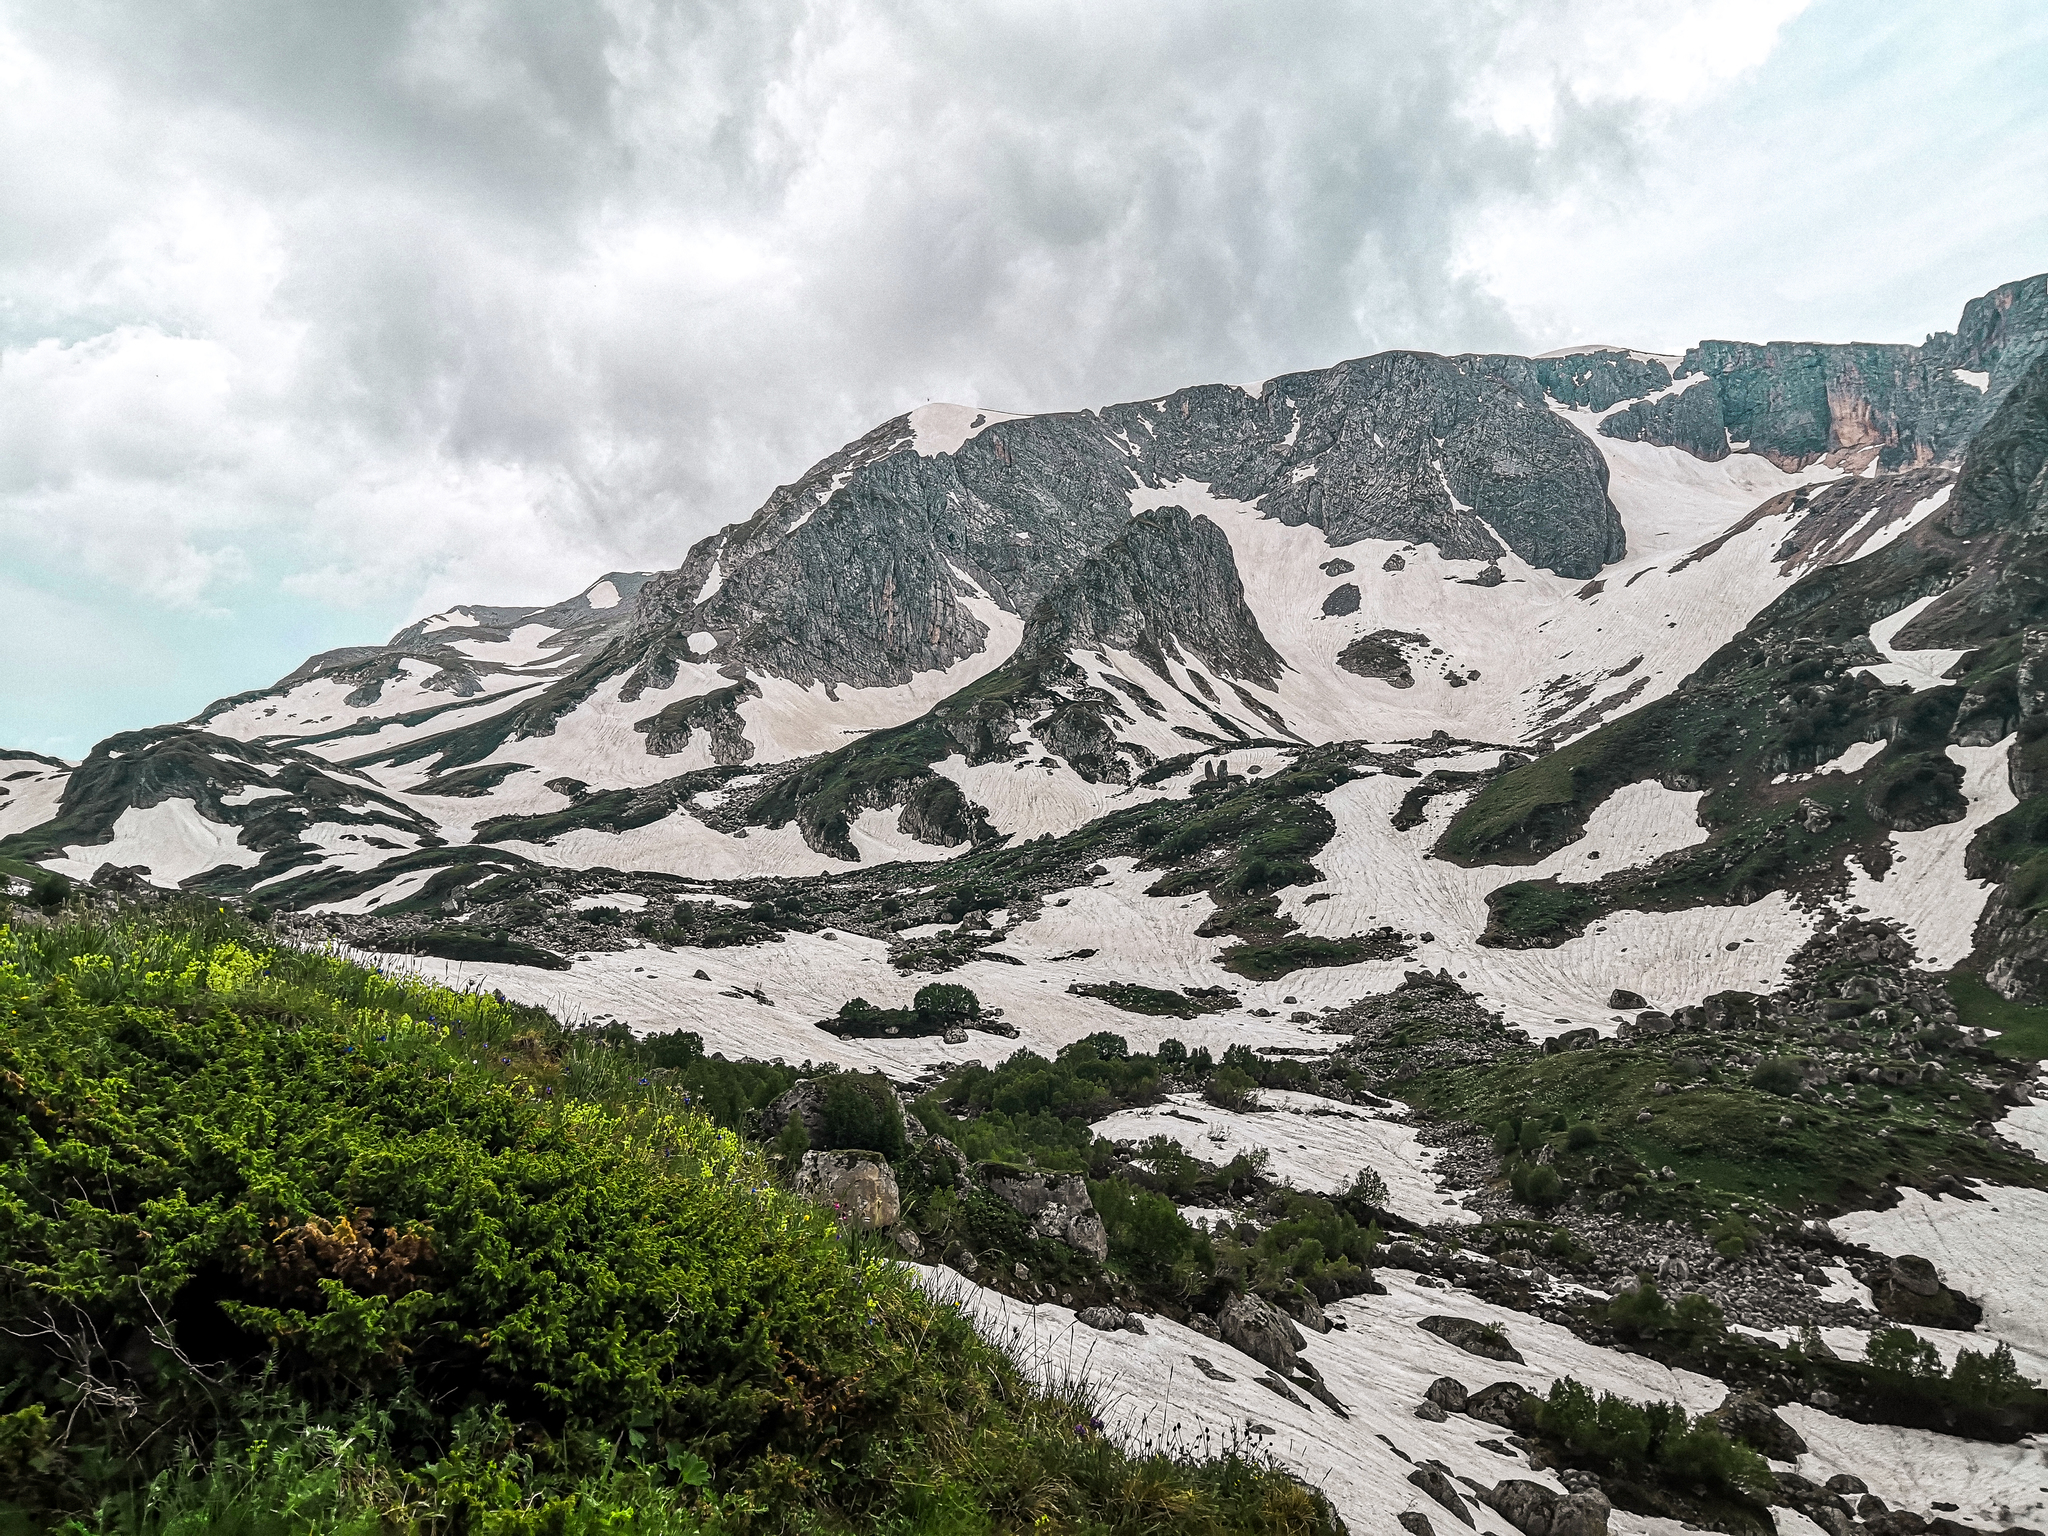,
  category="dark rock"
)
[1219,1292,1304,1373]
[1396,1514,1434,1536]
[1707,1389,1809,1460]
[1337,628,1428,688]
[1465,1381,1538,1433]
[1076,1306,1128,1332]
[1486,1479,1559,1535]
[1383,552,1407,572]
[1322,582,1362,616]
[1607,988,1648,1010]
[1419,1315,1524,1363]
[1414,1399,1448,1421]
[1425,1376,1470,1414]
[1407,1466,1475,1528]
